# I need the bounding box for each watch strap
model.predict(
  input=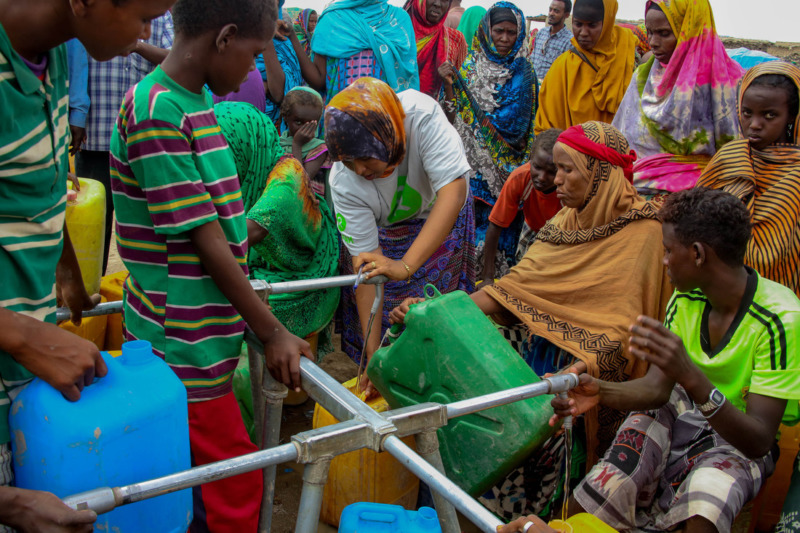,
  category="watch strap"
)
[697,387,725,417]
